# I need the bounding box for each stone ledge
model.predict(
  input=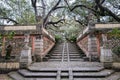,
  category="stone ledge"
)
[0,62,19,73]
[112,62,120,70]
